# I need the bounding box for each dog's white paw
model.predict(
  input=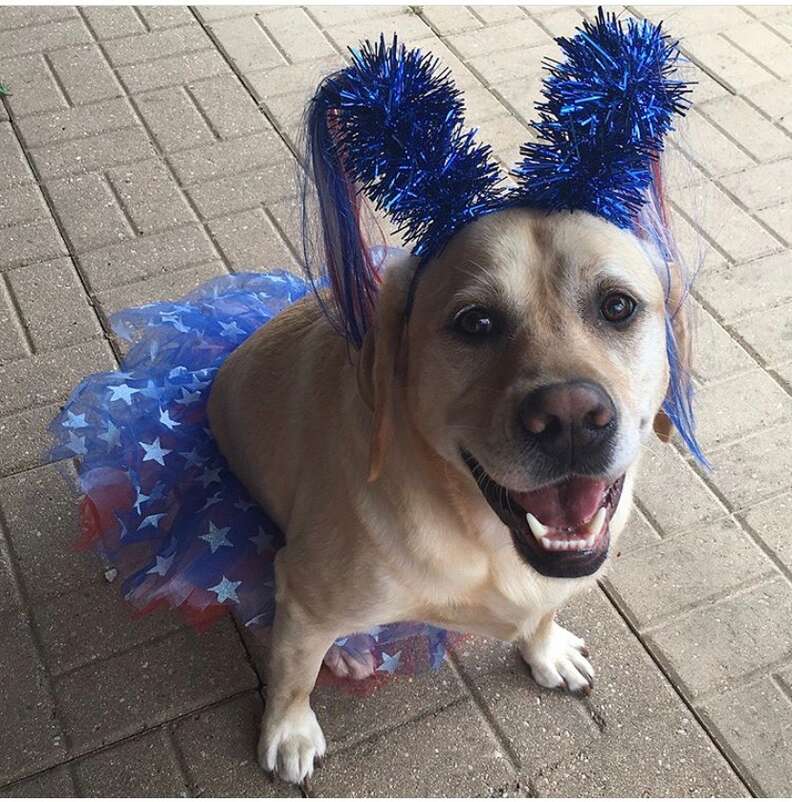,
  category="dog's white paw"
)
[323,644,376,680]
[258,706,326,785]
[520,621,594,694]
